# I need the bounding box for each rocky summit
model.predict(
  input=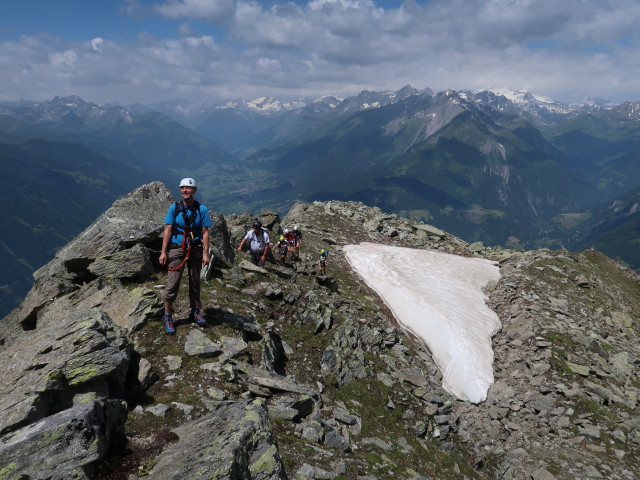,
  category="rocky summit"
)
[0,182,639,480]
